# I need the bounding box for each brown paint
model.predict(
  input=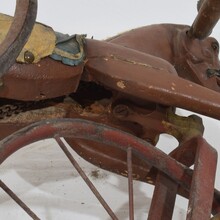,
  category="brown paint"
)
[1,1,220,217]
